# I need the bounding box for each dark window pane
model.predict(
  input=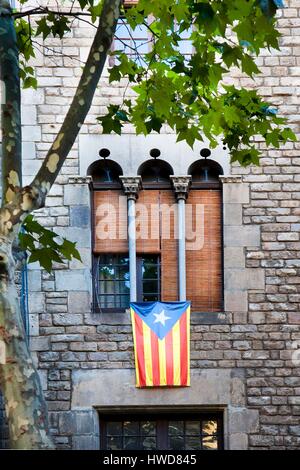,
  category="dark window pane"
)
[107,436,122,450]
[143,280,158,294]
[120,295,130,308]
[124,436,139,450]
[143,294,159,302]
[141,421,156,436]
[202,420,218,436]
[97,255,130,310]
[202,435,218,450]
[100,414,222,450]
[186,436,202,450]
[142,436,157,450]
[99,266,114,280]
[169,435,184,450]
[124,421,139,436]
[106,421,122,436]
[143,255,159,265]
[168,421,184,435]
[143,265,158,280]
[186,421,200,436]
